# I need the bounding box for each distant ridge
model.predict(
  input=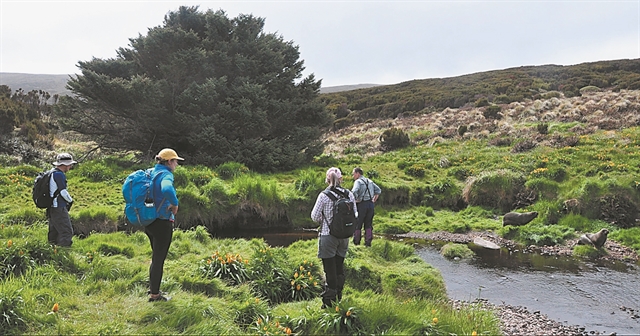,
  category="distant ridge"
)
[0,72,73,96]
[0,72,377,96]
[320,84,381,94]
